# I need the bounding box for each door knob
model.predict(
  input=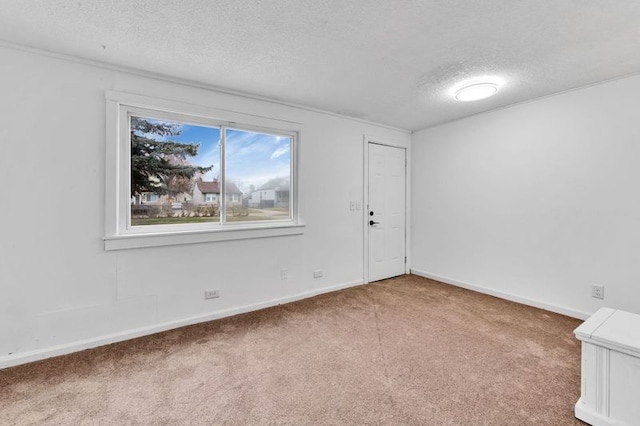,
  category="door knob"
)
[369,220,379,226]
